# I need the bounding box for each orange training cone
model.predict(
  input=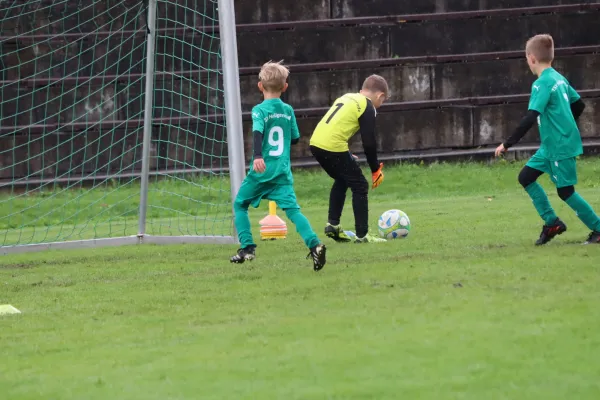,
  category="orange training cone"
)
[259,201,287,240]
